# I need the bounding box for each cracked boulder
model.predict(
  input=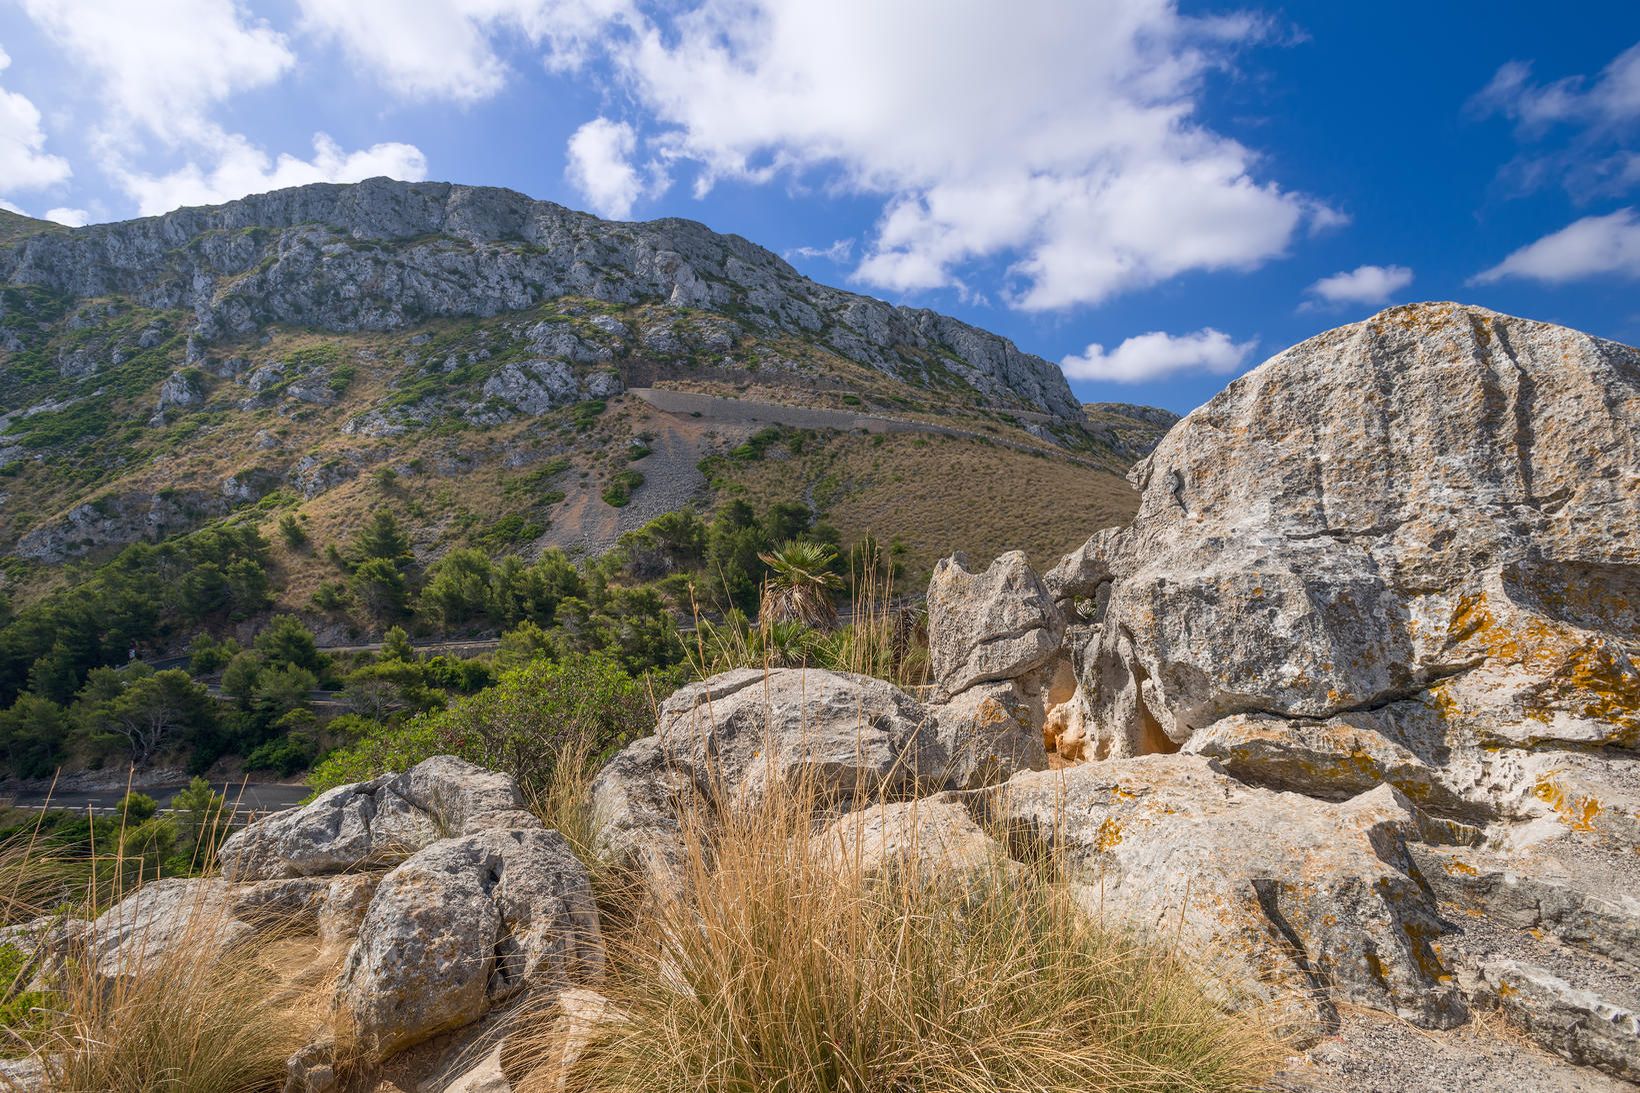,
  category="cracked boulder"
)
[994,756,1470,1041]
[219,755,533,882]
[589,668,946,887]
[927,550,1063,699]
[334,828,603,1059]
[1045,302,1640,810]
